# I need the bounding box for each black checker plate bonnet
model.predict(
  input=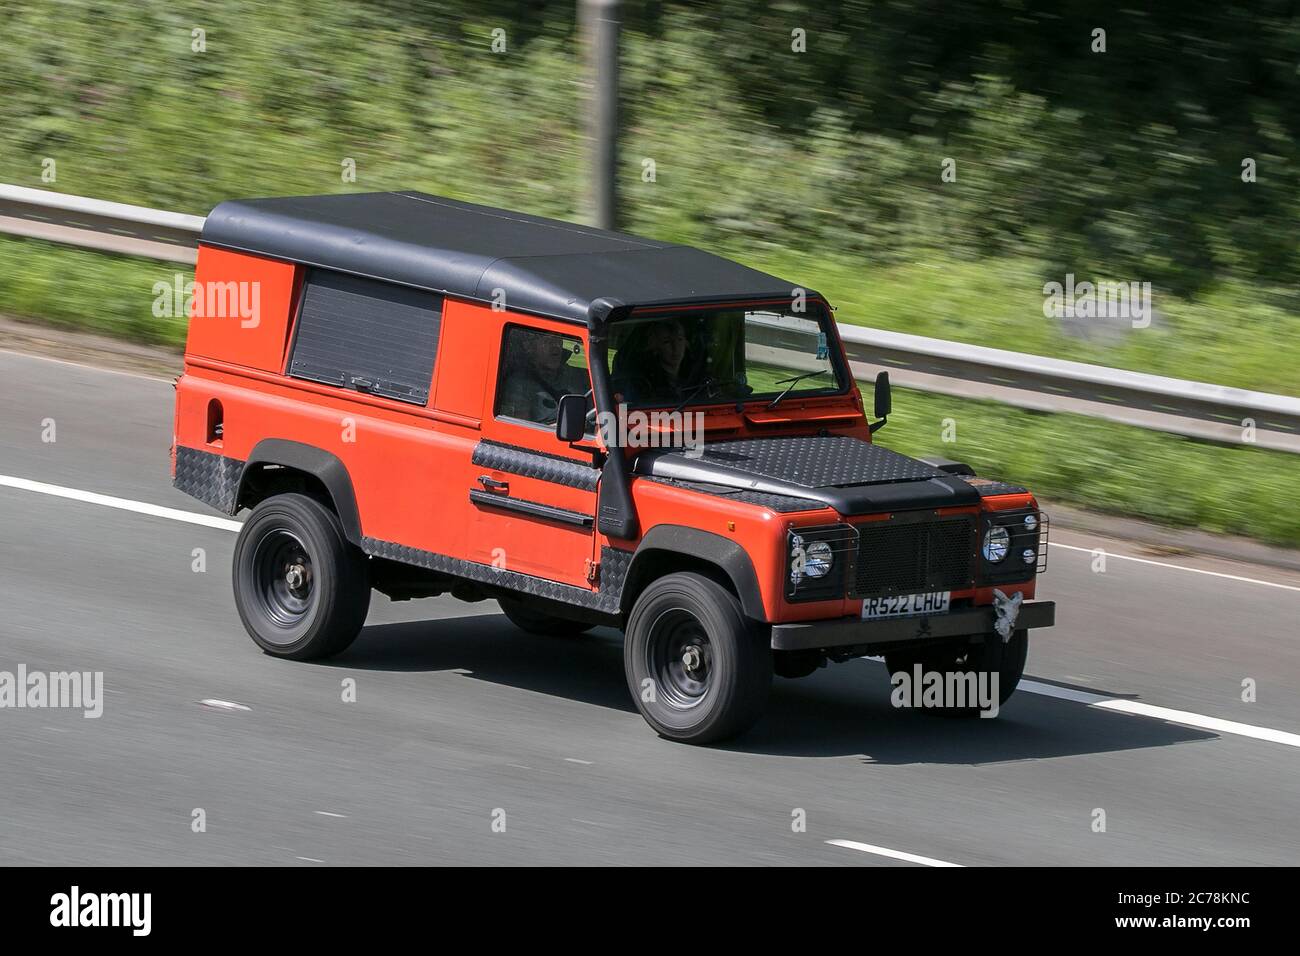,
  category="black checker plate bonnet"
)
[687,436,946,488]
